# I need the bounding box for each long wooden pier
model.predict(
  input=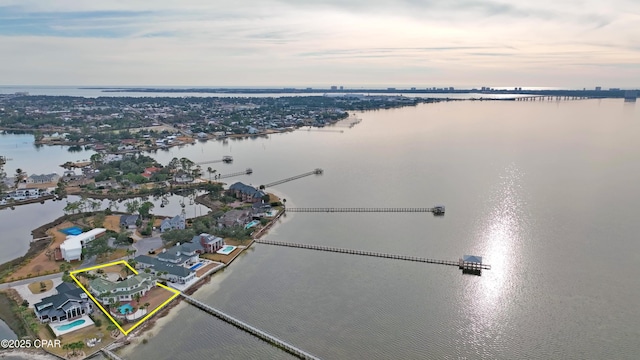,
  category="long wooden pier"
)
[263,169,323,188]
[180,294,321,360]
[218,168,253,179]
[196,156,233,165]
[254,239,491,271]
[286,207,437,213]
